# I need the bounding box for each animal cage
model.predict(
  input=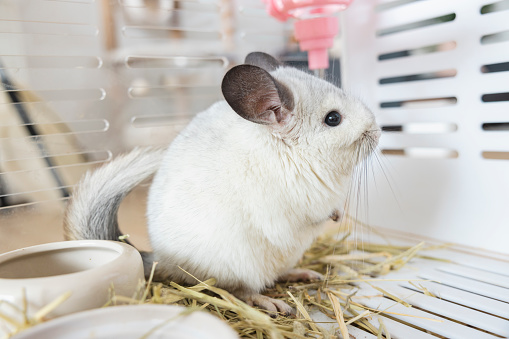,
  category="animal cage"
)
[0,0,508,338]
